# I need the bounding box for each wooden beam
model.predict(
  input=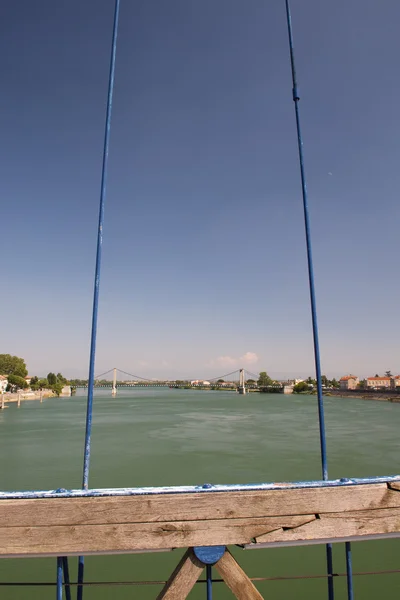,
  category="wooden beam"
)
[2,484,398,527]
[156,549,204,600]
[389,482,400,491]
[2,484,400,557]
[215,549,263,600]
[255,507,400,544]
